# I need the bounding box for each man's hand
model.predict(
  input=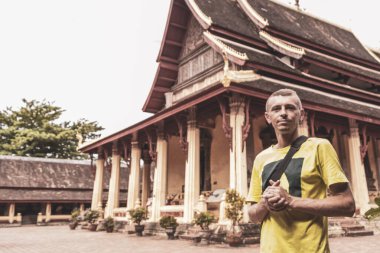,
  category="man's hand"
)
[263,180,292,212]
